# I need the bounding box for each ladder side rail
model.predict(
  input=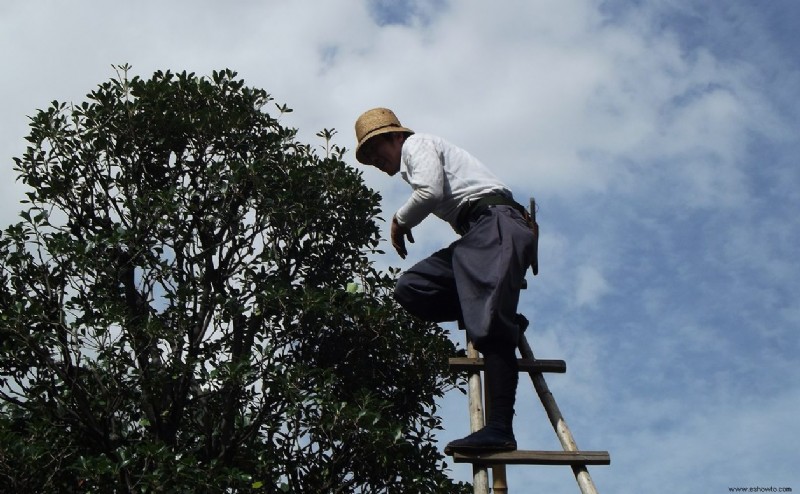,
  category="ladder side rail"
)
[518,334,601,494]
[466,337,490,494]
